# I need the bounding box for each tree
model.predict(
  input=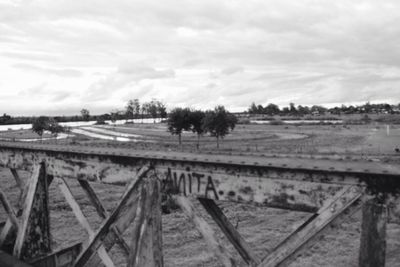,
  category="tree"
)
[141,102,150,123]
[110,110,120,125]
[310,105,327,115]
[32,117,64,142]
[167,107,191,145]
[148,99,159,123]
[32,116,50,139]
[289,103,297,115]
[248,102,258,114]
[297,105,310,116]
[189,110,205,149]
[264,103,280,115]
[47,118,64,142]
[132,99,141,119]
[125,100,134,122]
[202,106,237,148]
[156,101,167,119]
[80,109,90,121]
[0,113,11,124]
